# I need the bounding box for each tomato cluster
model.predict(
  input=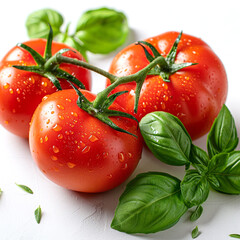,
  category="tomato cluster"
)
[0,31,227,192]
